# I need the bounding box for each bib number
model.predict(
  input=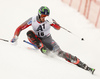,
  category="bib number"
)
[38,32,44,36]
[37,24,45,37]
